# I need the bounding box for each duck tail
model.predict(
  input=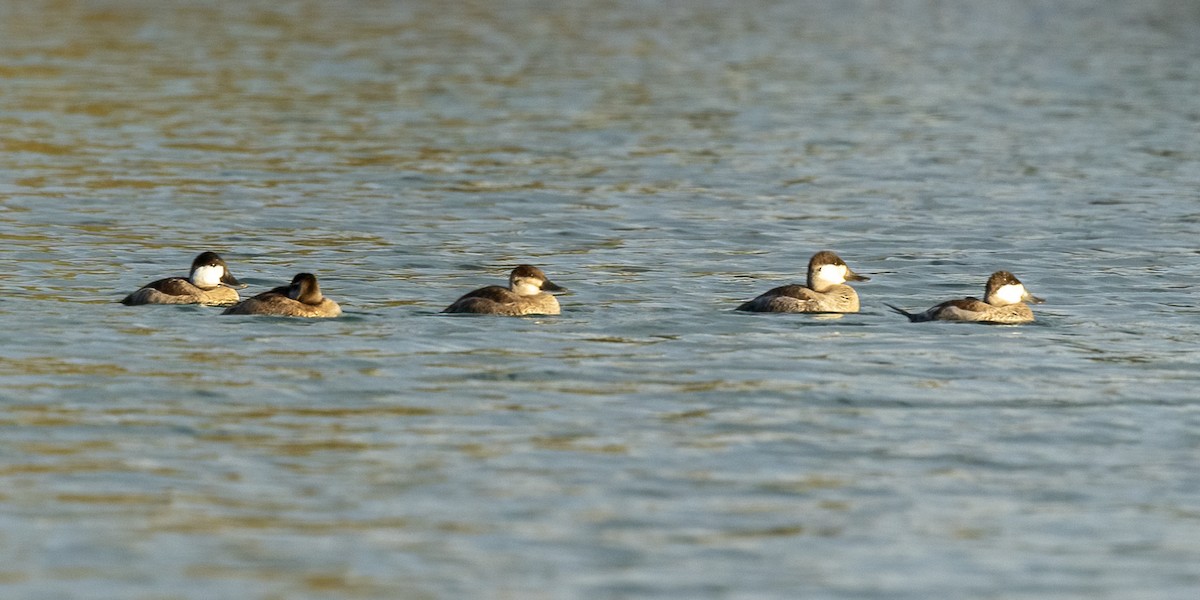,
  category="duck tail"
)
[884,303,918,322]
